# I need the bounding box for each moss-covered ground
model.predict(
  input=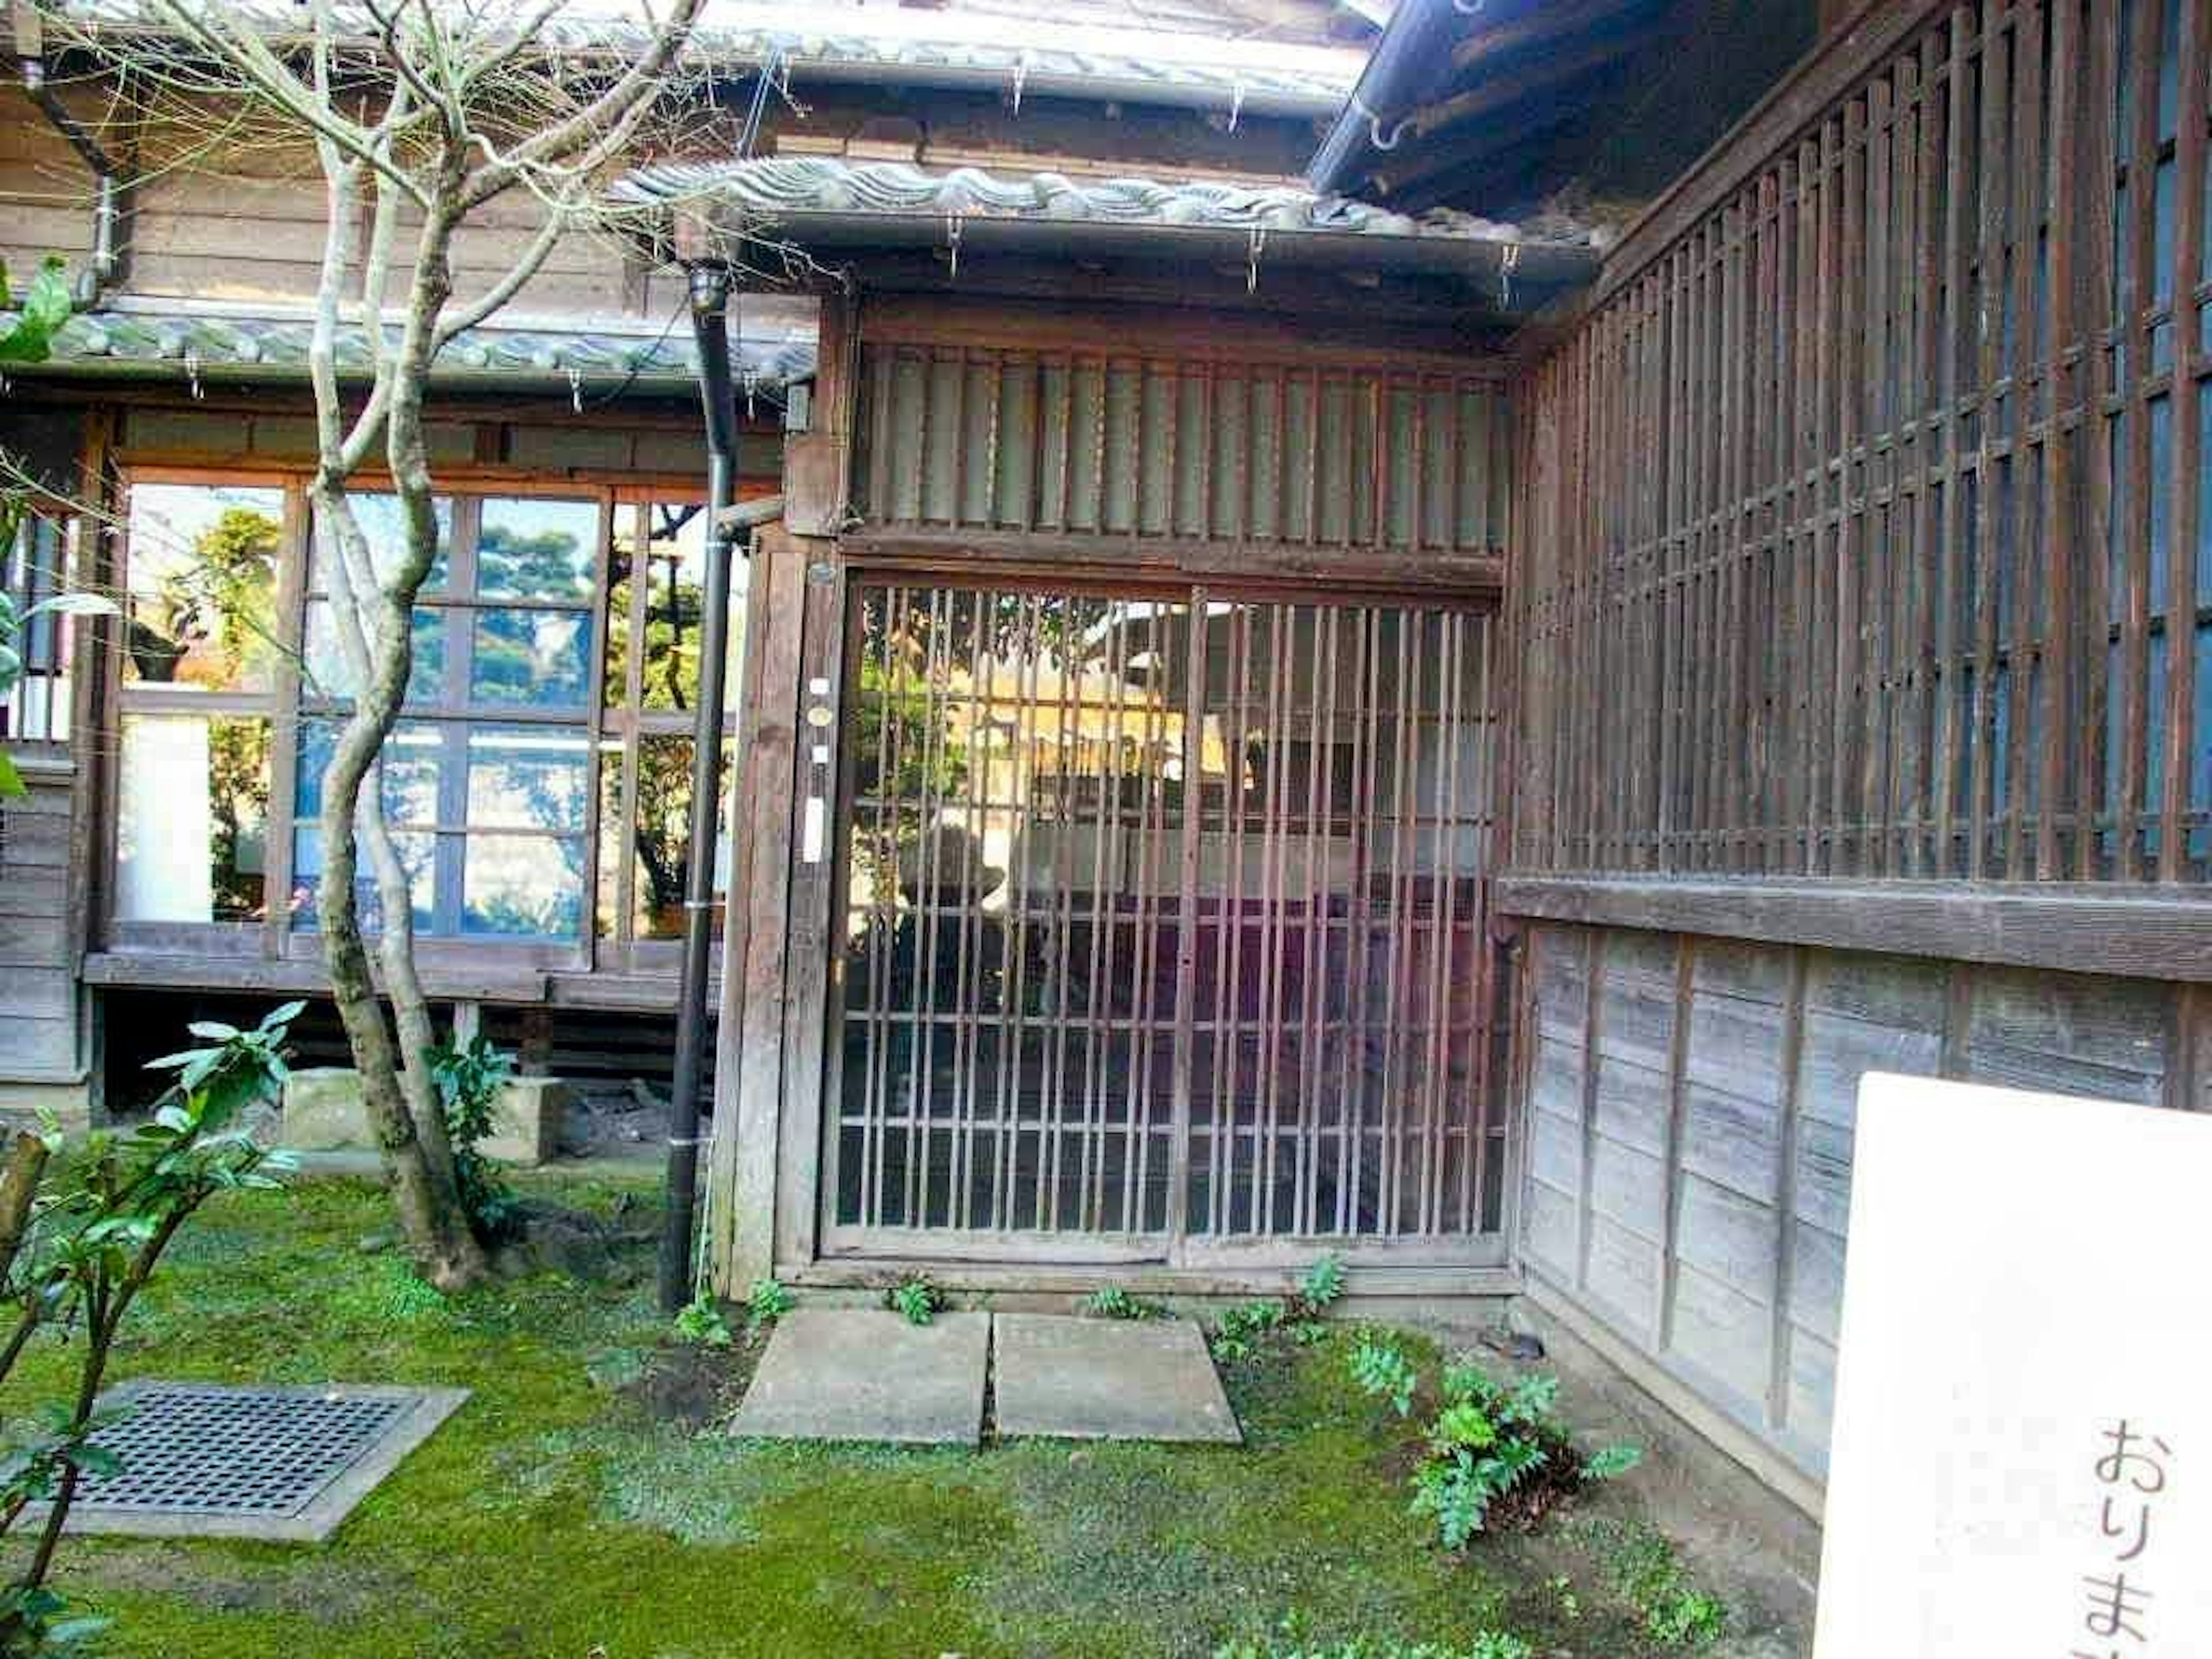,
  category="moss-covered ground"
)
[6,1175,1726,1658]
